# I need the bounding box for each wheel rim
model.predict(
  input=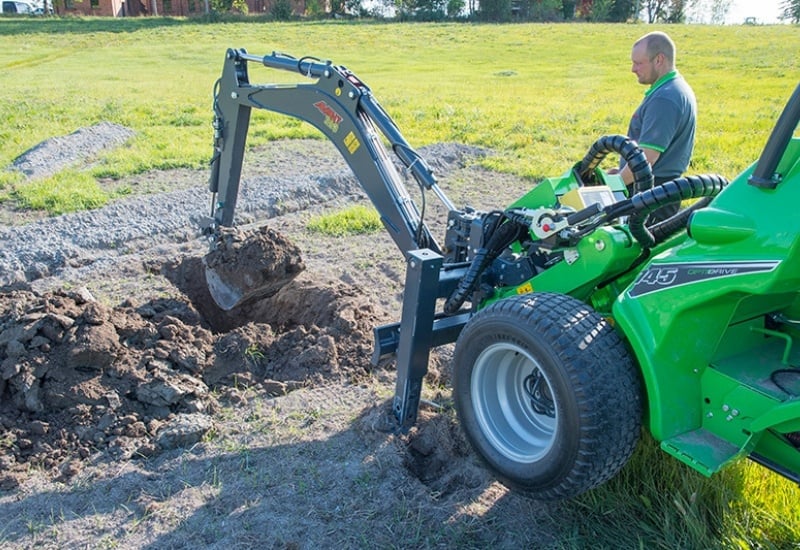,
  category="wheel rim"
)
[471,342,558,463]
